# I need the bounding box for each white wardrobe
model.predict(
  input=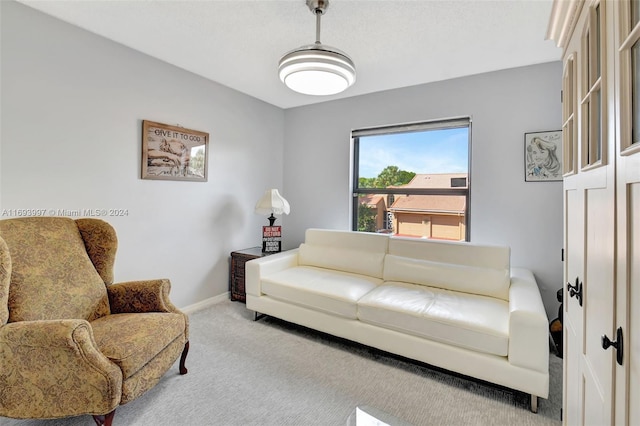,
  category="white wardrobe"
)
[548,0,640,424]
